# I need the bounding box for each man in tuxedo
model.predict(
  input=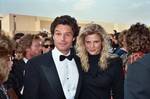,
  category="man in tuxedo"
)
[22,15,82,99]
